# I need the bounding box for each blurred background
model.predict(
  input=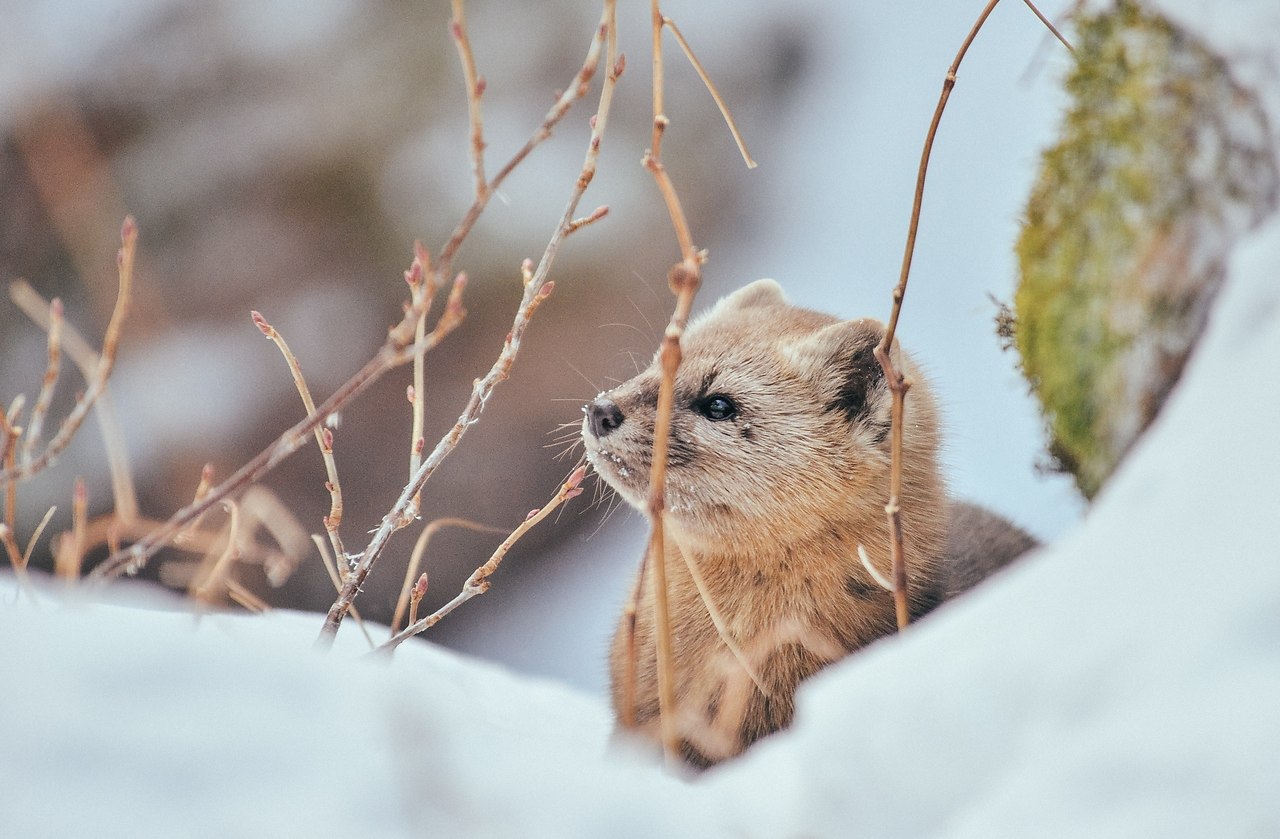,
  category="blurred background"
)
[0,0,1082,693]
